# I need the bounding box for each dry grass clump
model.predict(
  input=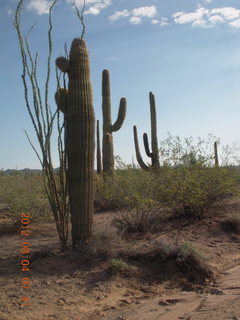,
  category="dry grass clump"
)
[176,241,214,282]
[112,206,167,236]
[122,239,214,284]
